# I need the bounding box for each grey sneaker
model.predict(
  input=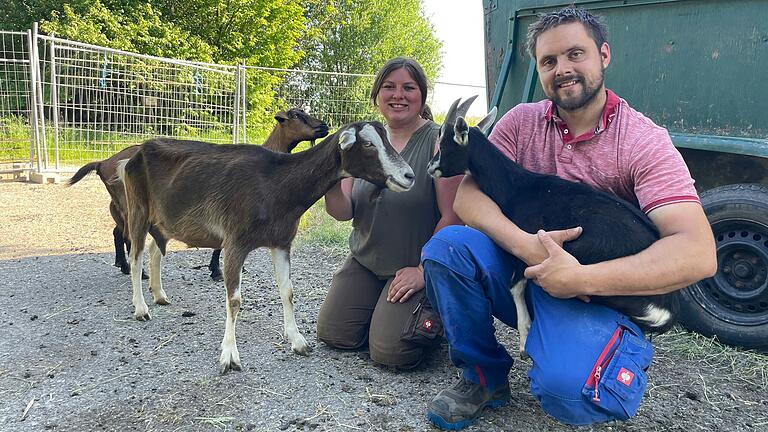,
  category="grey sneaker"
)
[427,377,511,430]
